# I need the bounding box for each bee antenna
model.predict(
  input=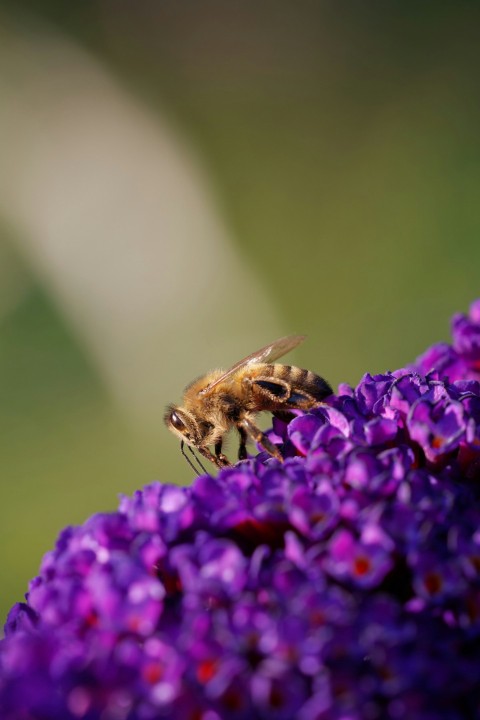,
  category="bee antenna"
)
[188,445,208,474]
[180,440,208,476]
[181,440,200,475]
